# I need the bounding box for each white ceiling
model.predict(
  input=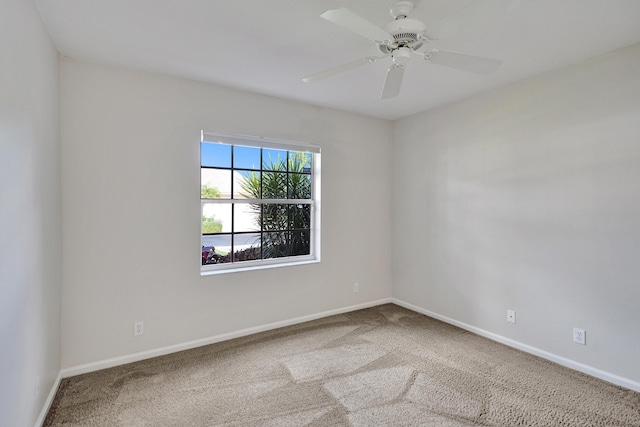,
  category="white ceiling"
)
[36,0,640,120]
